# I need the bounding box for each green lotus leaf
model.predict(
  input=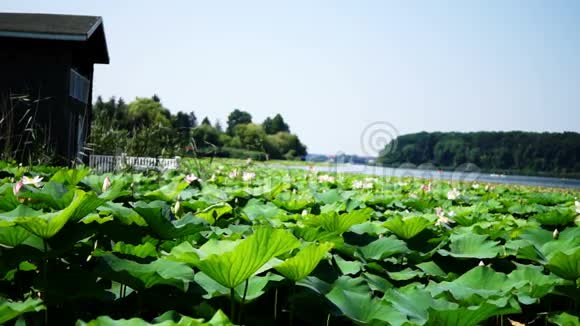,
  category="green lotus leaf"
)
[95,252,194,291]
[242,198,286,221]
[314,189,343,205]
[98,202,147,226]
[533,208,576,226]
[113,241,158,258]
[357,236,410,260]
[507,263,564,304]
[194,203,232,224]
[143,181,190,201]
[325,276,406,325]
[388,268,424,281]
[416,261,447,279]
[305,208,373,234]
[548,312,580,326]
[76,309,233,326]
[0,205,42,227]
[275,242,333,281]
[133,201,209,239]
[334,255,363,275]
[0,183,20,211]
[18,181,74,210]
[194,272,283,301]
[50,167,90,186]
[196,226,300,288]
[426,297,521,326]
[545,246,580,281]
[438,233,502,259]
[383,286,432,325]
[384,215,431,239]
[0,297,45,324]
[16,190,104,239]
[0,225,34,247]
[428,266,510,303]
[273,191,313,211]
